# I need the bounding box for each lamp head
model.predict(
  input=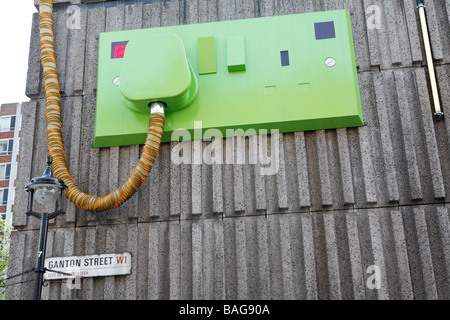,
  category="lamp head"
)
[25,156,67,206]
